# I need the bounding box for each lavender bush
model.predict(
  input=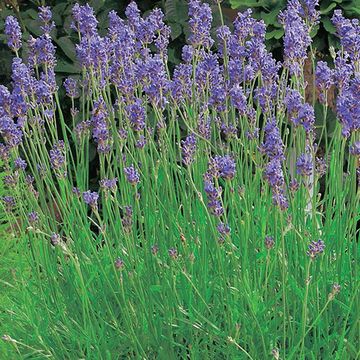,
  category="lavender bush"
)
[0,1,359,358]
